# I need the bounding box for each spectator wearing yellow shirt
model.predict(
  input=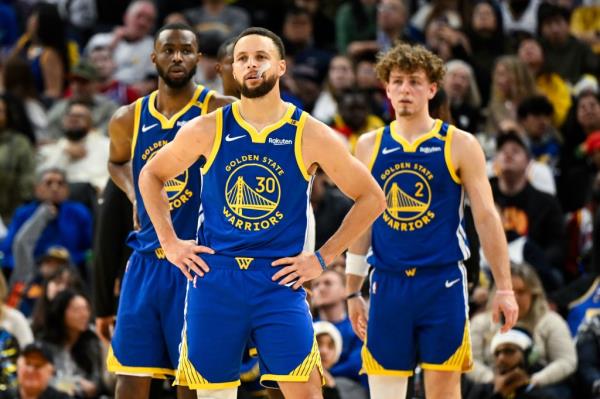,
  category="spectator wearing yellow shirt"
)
[570,3,600,54]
